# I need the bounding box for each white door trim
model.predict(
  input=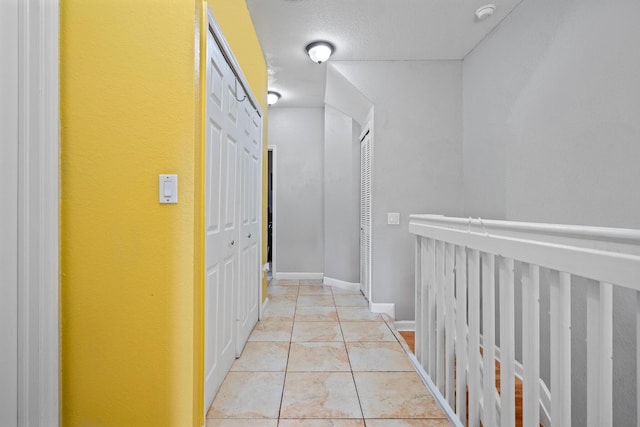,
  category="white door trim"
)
[16,0,60,425]
[268,145,277,278]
